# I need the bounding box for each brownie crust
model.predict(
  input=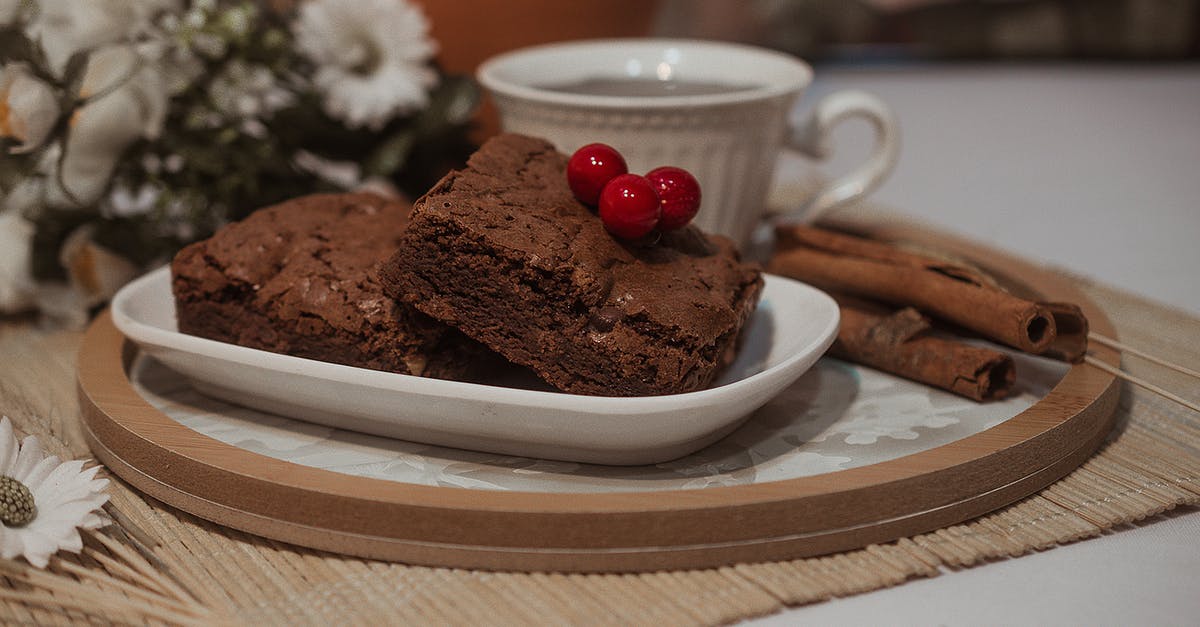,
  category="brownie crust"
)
[171,192,489,379]
[380,134,763,396]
